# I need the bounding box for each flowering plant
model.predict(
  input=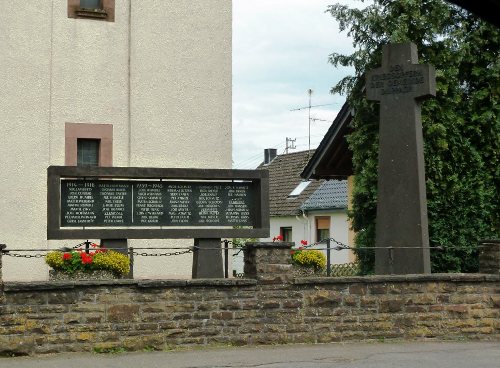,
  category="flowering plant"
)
[45,243,130,276]
[272,235,283,242]
[291,249,326,271]
[290,239,326,271]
